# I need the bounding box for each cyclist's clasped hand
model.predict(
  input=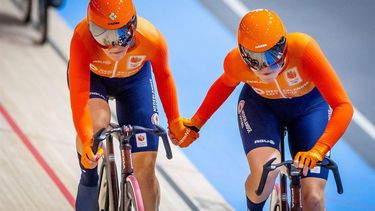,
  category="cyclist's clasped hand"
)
[168,115,207,147]
[168,117,199,147]
[294,142,330,175]
[81,144,104,169]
